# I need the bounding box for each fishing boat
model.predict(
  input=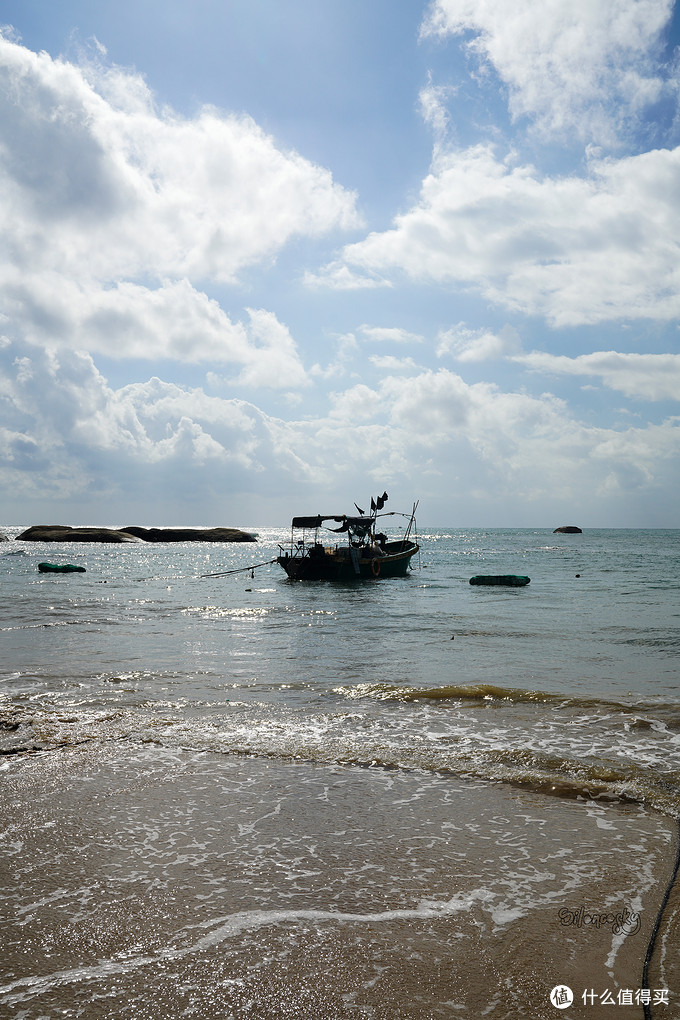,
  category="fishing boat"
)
[277,493,419,581]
